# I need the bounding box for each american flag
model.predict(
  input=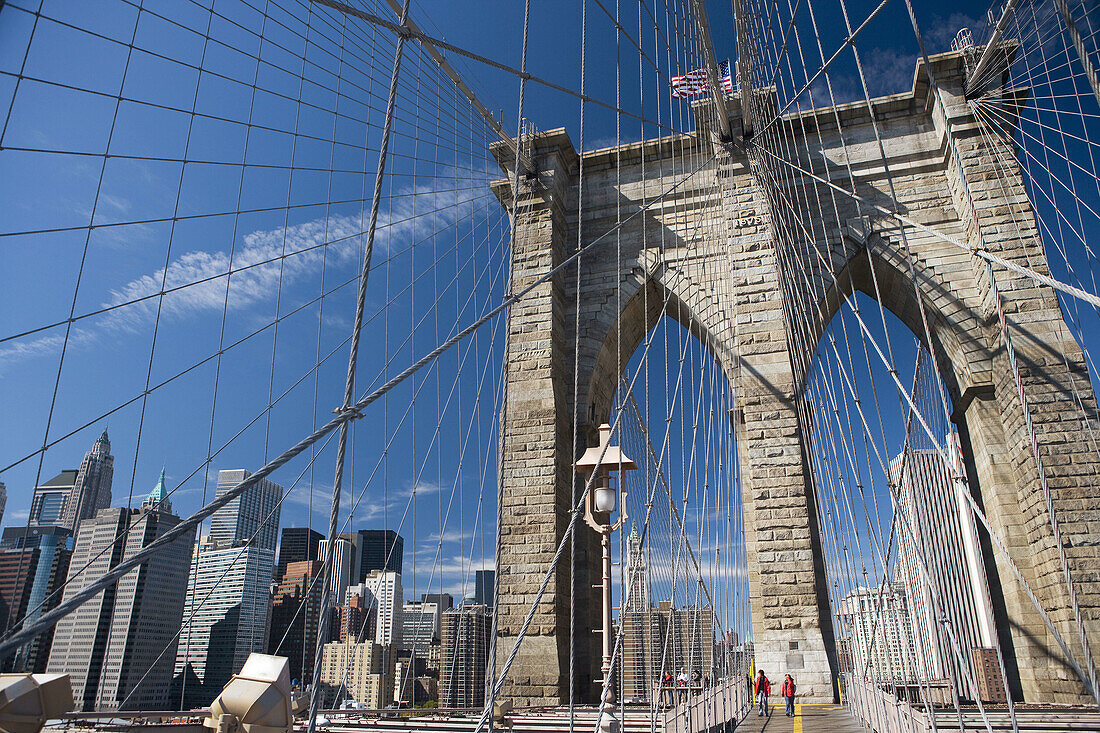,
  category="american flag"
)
[671,60,734,98]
